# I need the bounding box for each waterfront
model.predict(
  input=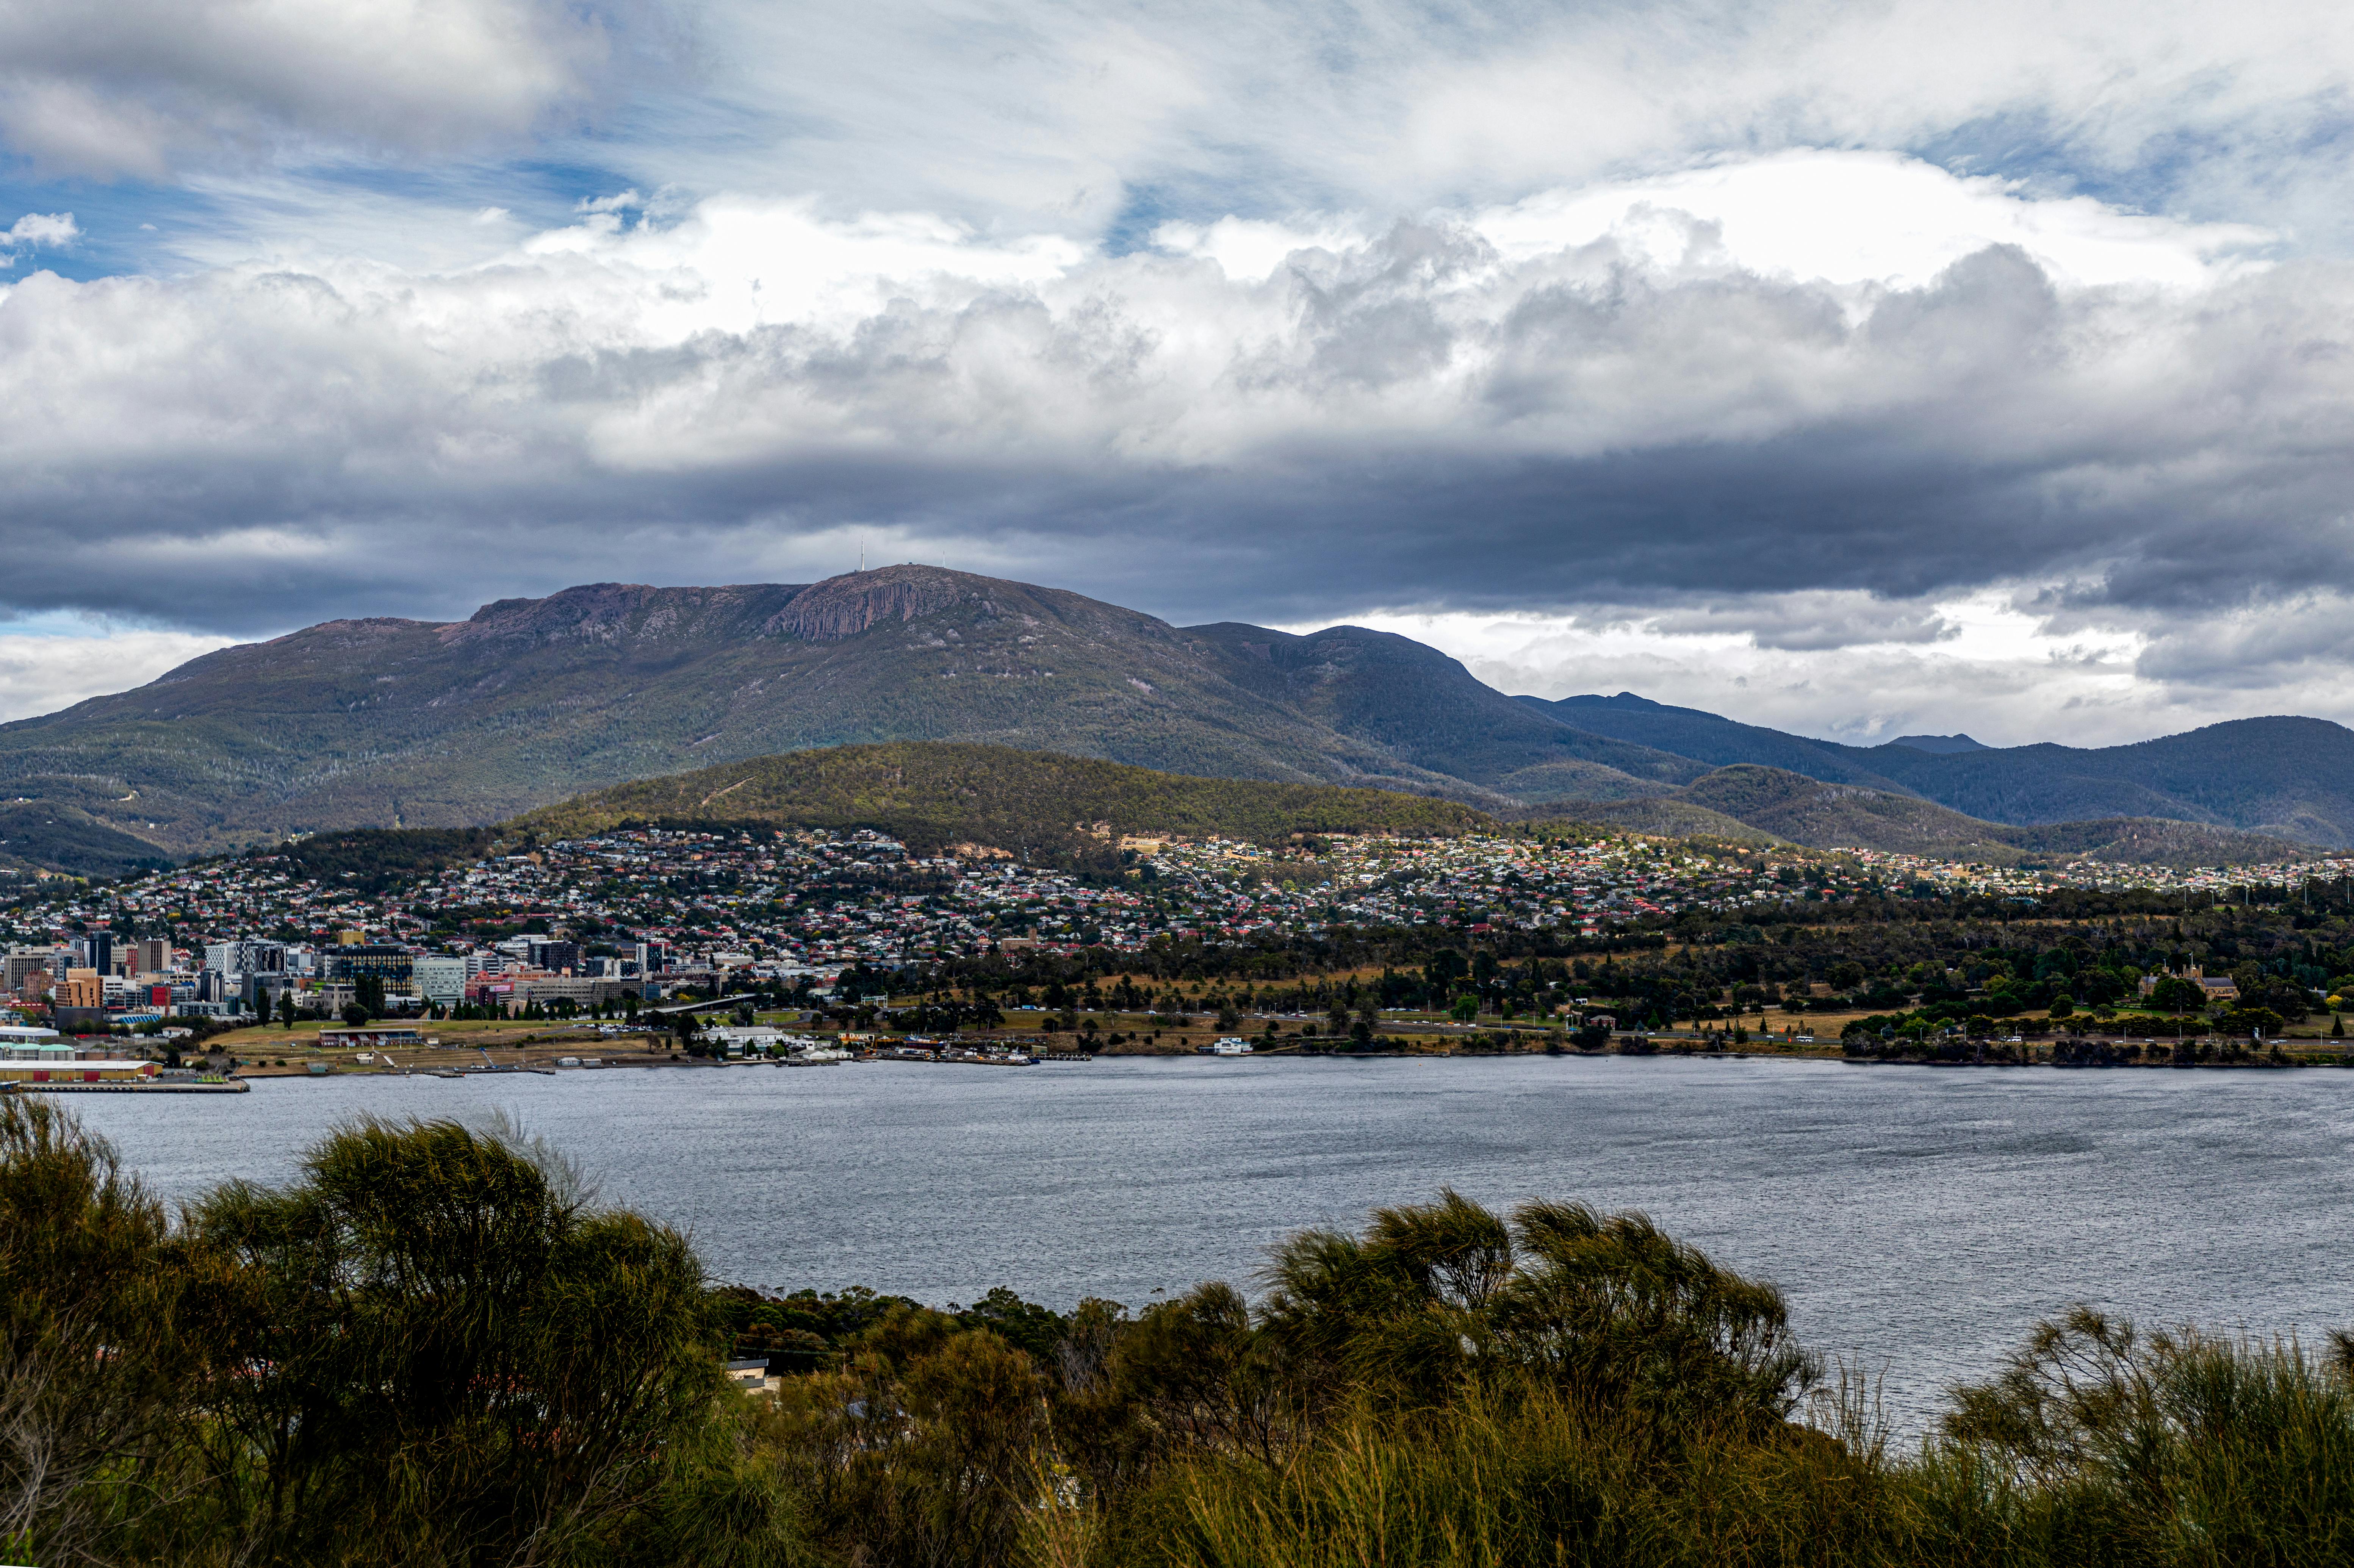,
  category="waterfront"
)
[69,1055,2354,1430]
